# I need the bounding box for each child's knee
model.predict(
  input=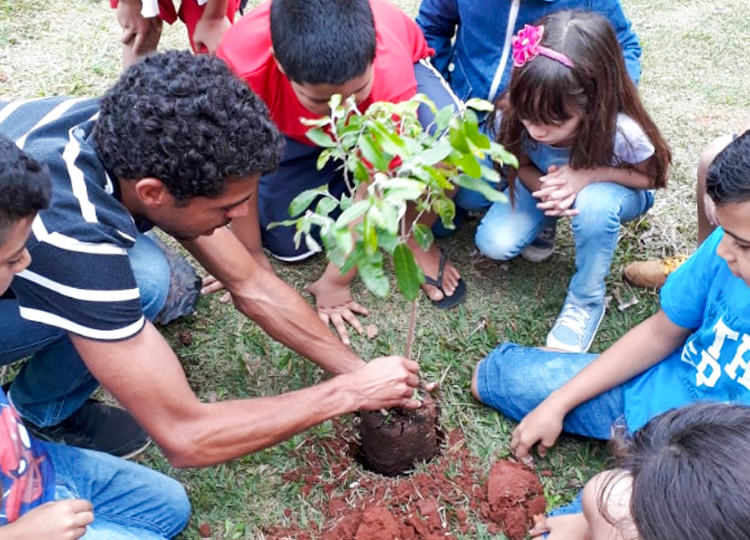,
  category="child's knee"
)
[475,227,520,260]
